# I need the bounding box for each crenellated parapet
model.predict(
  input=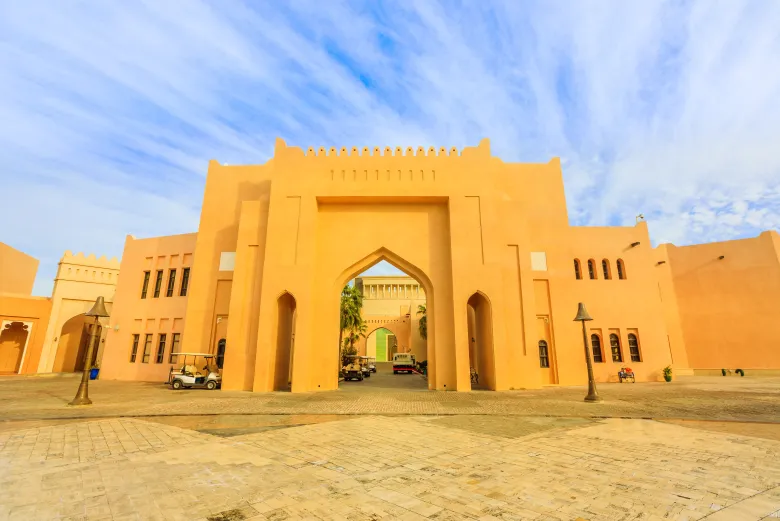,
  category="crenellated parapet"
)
[56,251,121,283]
[272,137,492,160]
